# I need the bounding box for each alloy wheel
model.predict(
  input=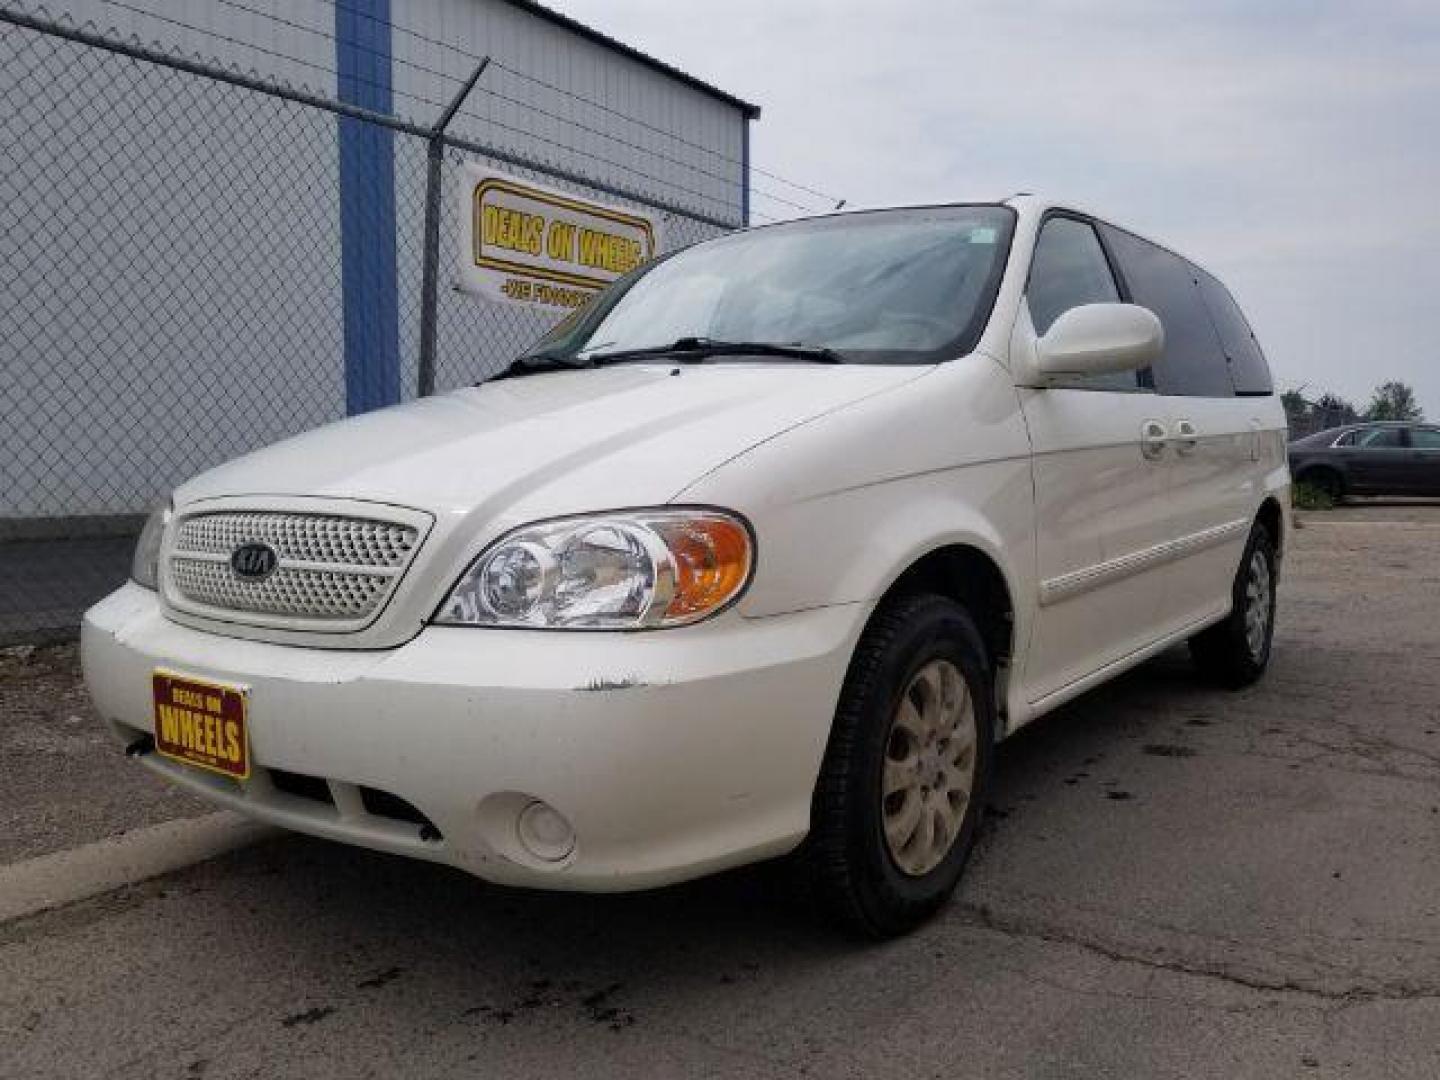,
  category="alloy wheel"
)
[880,658,978,877]
[1244,550,1272,660]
